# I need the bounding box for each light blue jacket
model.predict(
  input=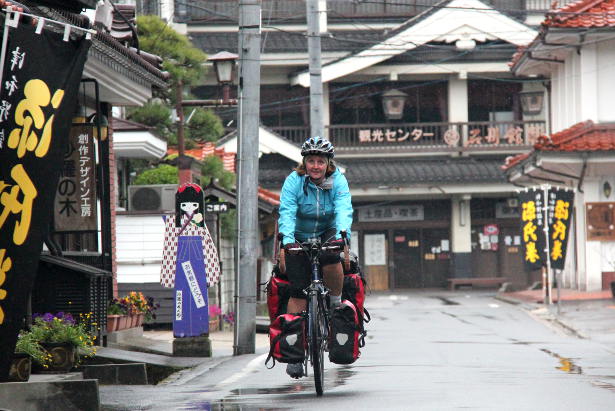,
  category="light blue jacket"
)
[279,168,353,245]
